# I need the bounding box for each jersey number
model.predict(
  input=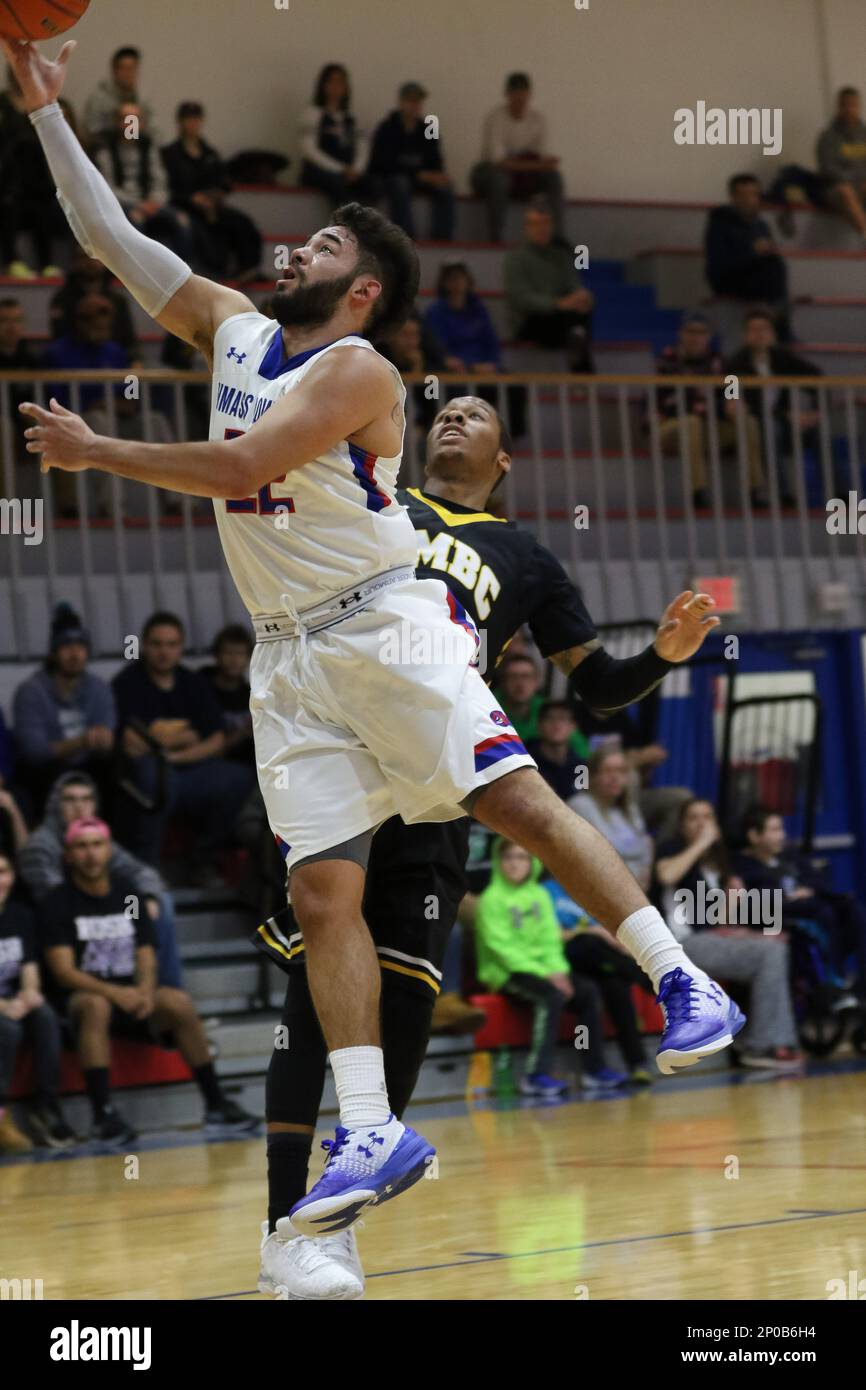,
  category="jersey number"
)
[223,429,295,516]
